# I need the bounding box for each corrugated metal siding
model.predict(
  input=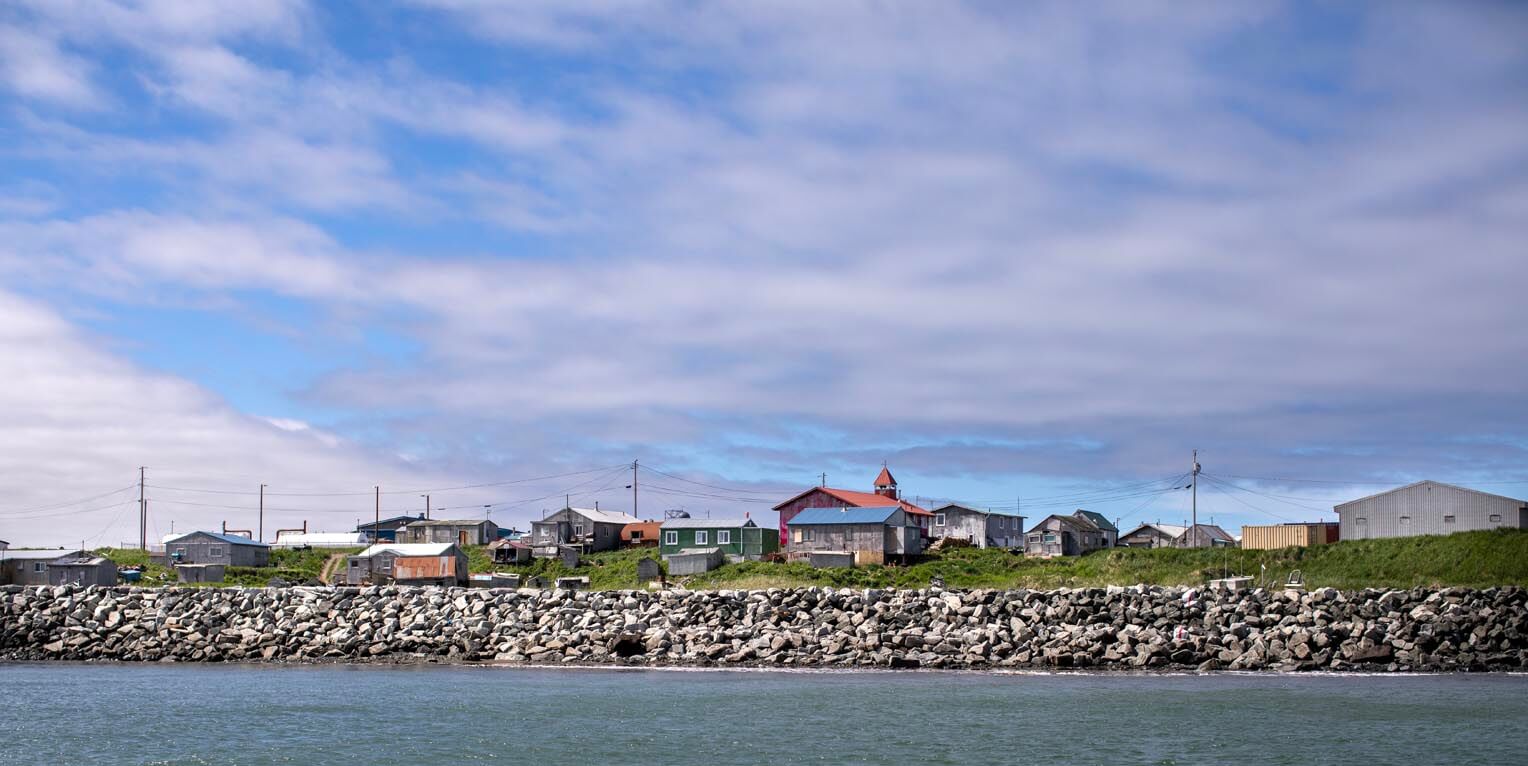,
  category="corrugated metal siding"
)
[393,555,457,580]
[1337,482,1527,540]
[1241,525,1314,550]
